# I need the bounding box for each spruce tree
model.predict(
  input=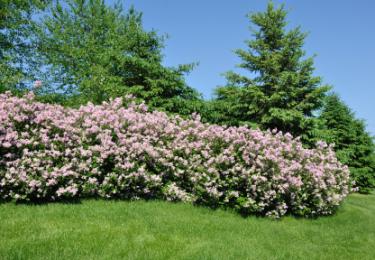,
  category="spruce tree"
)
[318,94,375,193]
[214,2,329,143]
